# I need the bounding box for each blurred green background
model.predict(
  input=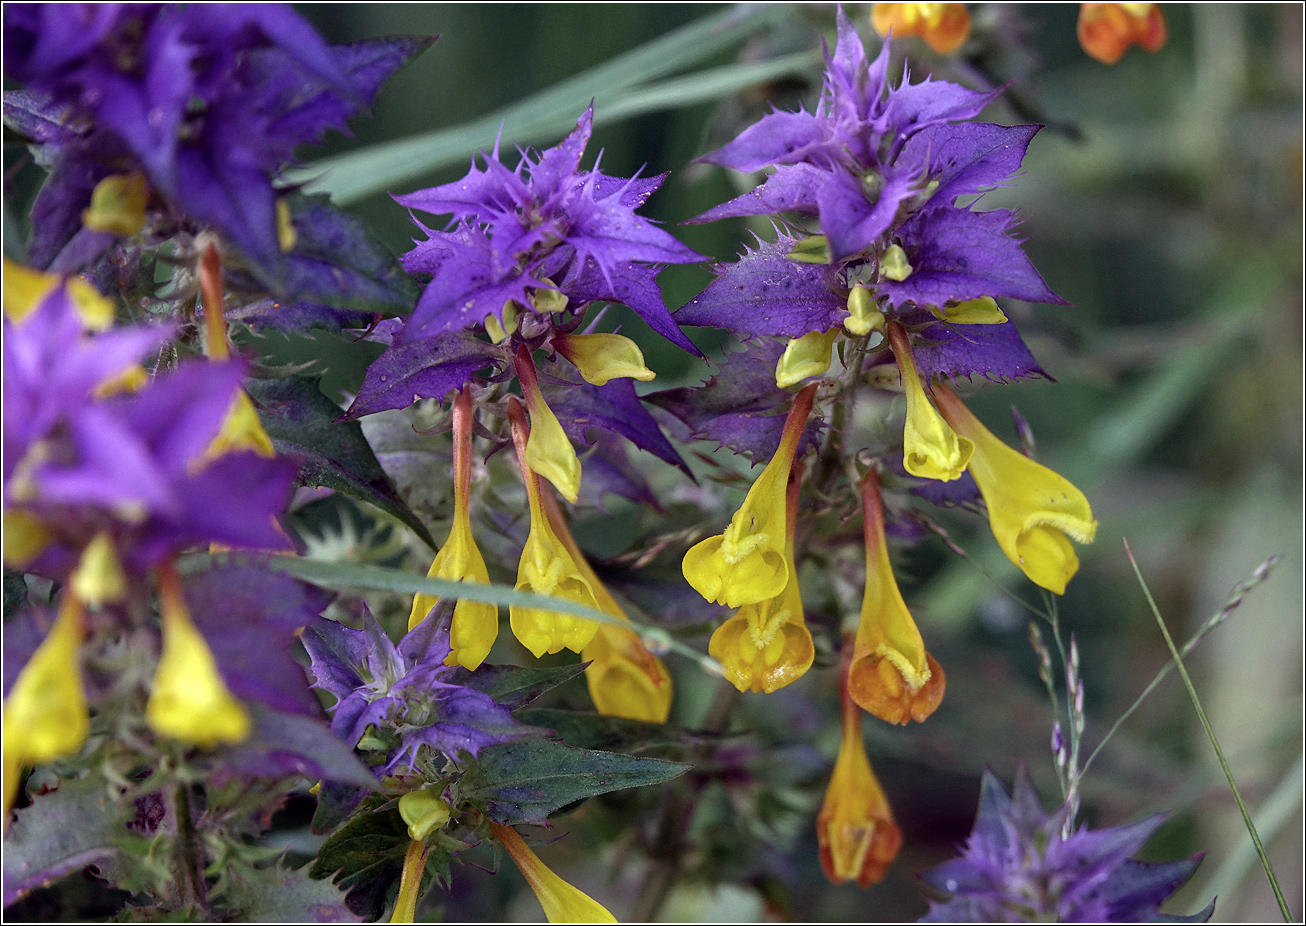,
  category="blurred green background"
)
[283,4,1301,922]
